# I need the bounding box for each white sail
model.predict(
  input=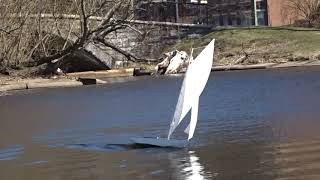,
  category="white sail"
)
[167,39,215,140]
[186,97,199,140]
